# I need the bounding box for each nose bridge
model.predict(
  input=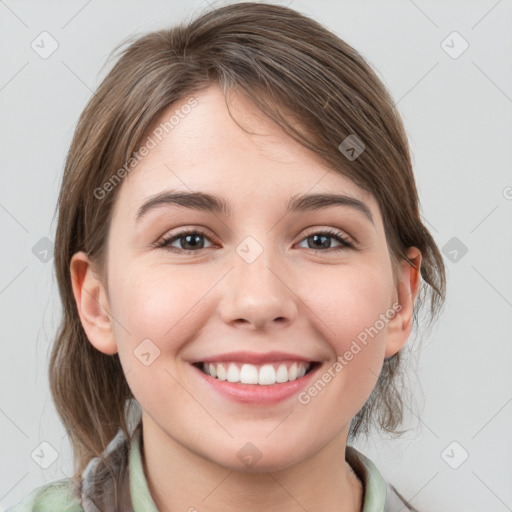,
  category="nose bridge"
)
[219,234,297,329]
[237,238,281,293]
